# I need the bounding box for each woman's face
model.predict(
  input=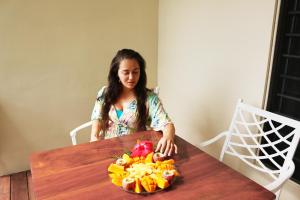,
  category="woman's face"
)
[118,59,140,90]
